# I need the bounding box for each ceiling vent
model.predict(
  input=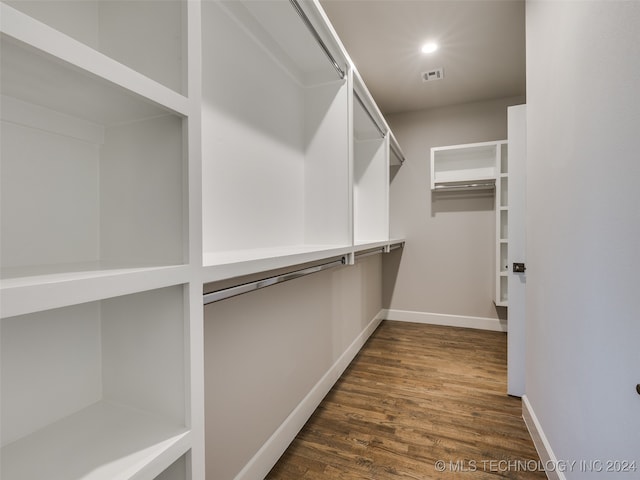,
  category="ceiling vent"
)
[422,68,444,82]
